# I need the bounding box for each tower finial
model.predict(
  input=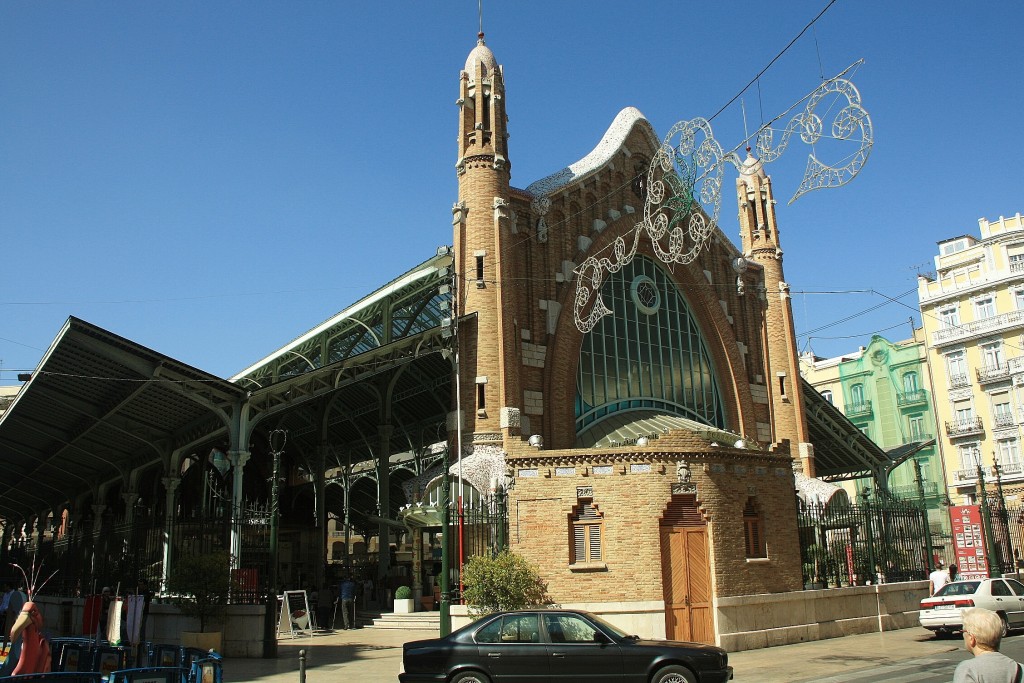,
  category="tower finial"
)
[478,0,484,39]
